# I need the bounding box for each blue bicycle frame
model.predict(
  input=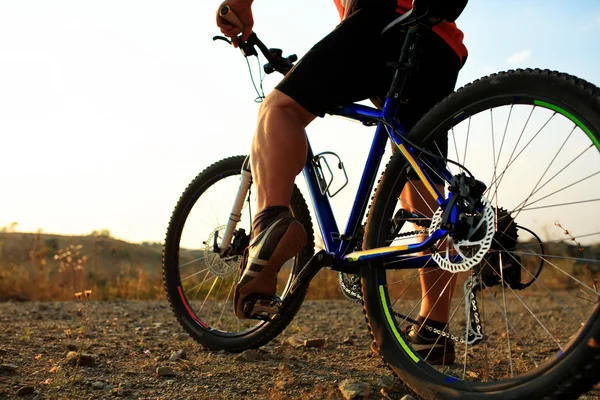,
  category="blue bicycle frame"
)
[304,100,455,271]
